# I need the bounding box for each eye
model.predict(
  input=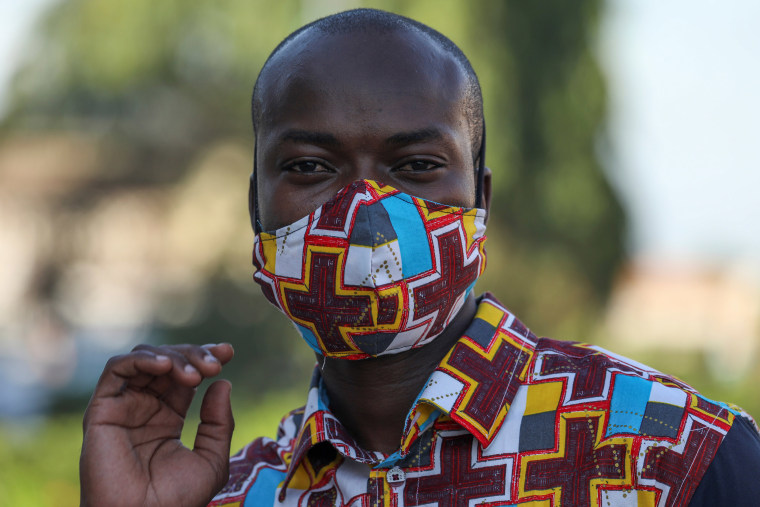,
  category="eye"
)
[283,160,332,173]
[394,159,443,173]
